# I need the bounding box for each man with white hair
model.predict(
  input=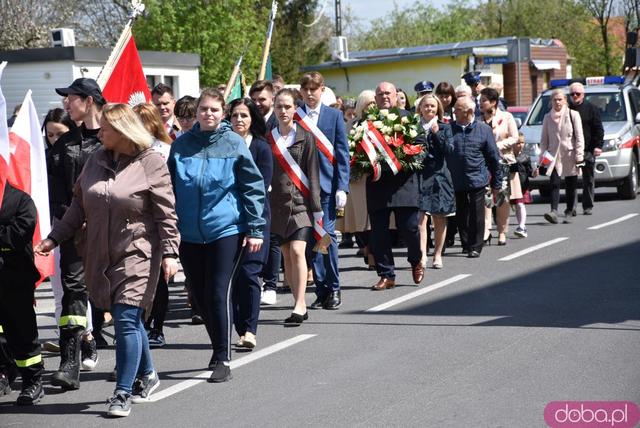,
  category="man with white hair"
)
[448,97,503,258]
[568,82,603,215]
